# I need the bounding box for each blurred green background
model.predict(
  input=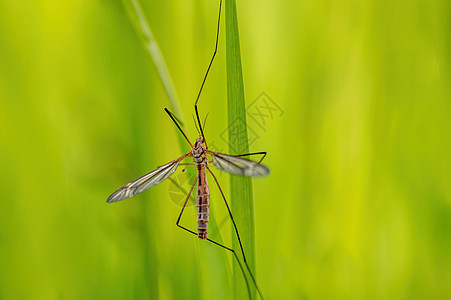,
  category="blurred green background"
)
[1,0,450,299]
